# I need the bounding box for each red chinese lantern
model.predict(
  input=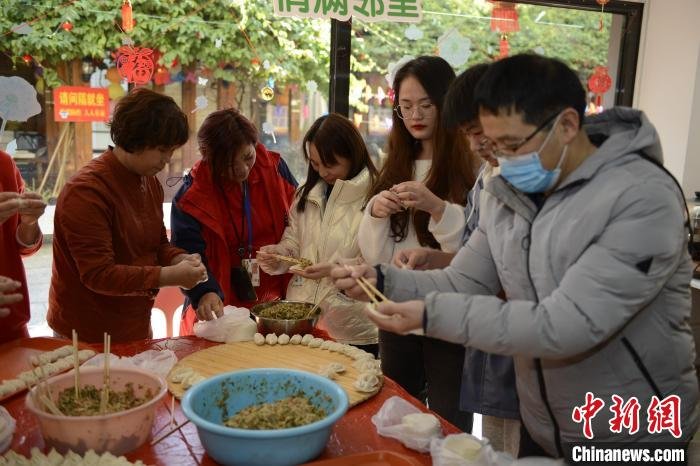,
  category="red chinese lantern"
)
[588,66,612,107]
[490,1,519,59]
[153,66,171,86]
[116,46,154,85]
[61,21,73,32]
[22,54,32,64]
[121,0,134,33]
